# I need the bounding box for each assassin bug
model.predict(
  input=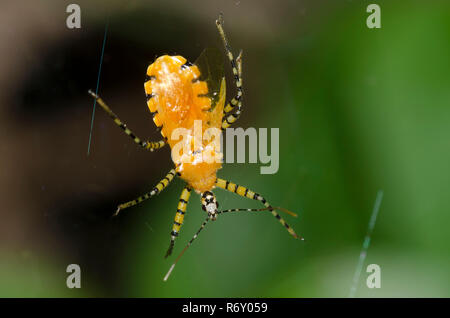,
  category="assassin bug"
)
[88,14,303,281]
